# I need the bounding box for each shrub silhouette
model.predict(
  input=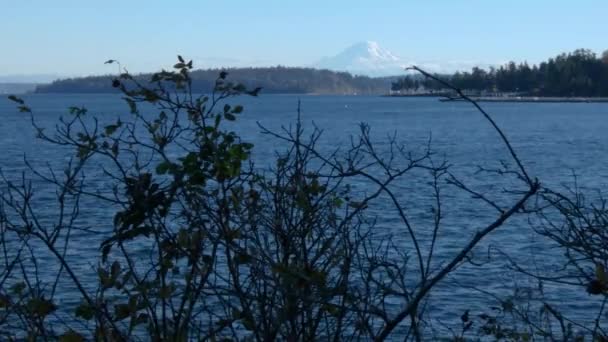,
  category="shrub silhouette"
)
[1,57,547,341]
